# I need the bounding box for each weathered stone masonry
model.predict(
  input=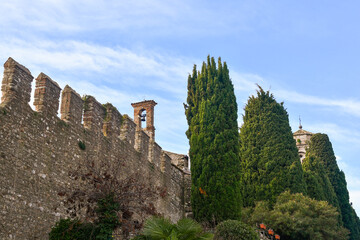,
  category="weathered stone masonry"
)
[0,57,191,239]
